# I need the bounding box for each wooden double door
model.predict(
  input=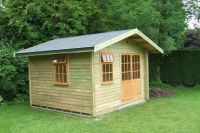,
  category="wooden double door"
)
[121,54,141,102]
